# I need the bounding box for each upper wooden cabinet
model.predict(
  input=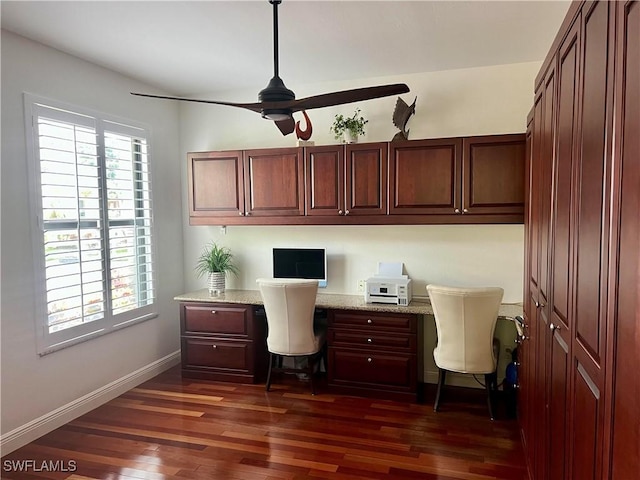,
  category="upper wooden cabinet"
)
[243,147,304,217]
[388,138,462,215]
[187,150,244,218]
[188,134,524,225]
[305,145,344,217]
[345,143,388,216]
[462,134,525,215]
[389,134,525,220]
